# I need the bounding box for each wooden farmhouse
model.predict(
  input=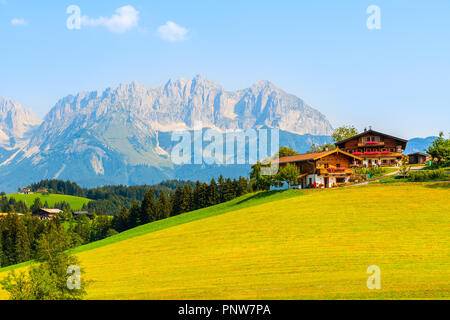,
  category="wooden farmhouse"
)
[32,208,62,220]
[19,187,33,195]
[275,148,362,189]
[334,128,408,167]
